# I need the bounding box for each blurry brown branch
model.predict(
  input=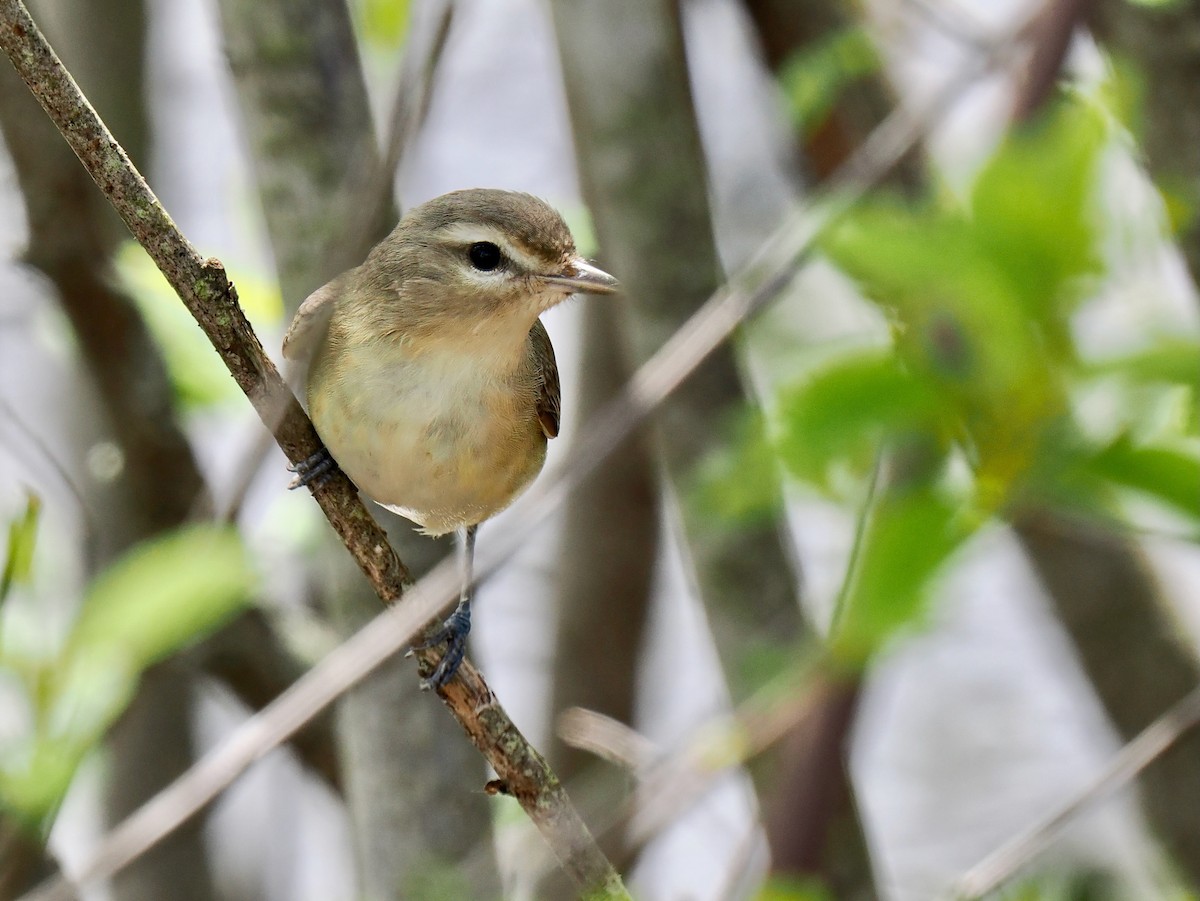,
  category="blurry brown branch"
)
[4,3,1018,898]
[950,682,1200,899]
[1089,0,1200,304]
[1014,513,1200,884]
[0,1,625,898]
[550,661,831,876]
[1011,0,1091,122]
[743,0,923,190]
